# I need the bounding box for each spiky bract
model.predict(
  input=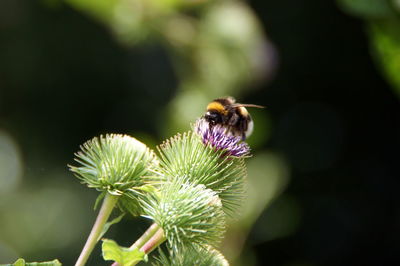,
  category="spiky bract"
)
[153,131,246,216]
[152,245,229,266]
[141,178,226,254]
[69,134,158,195]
